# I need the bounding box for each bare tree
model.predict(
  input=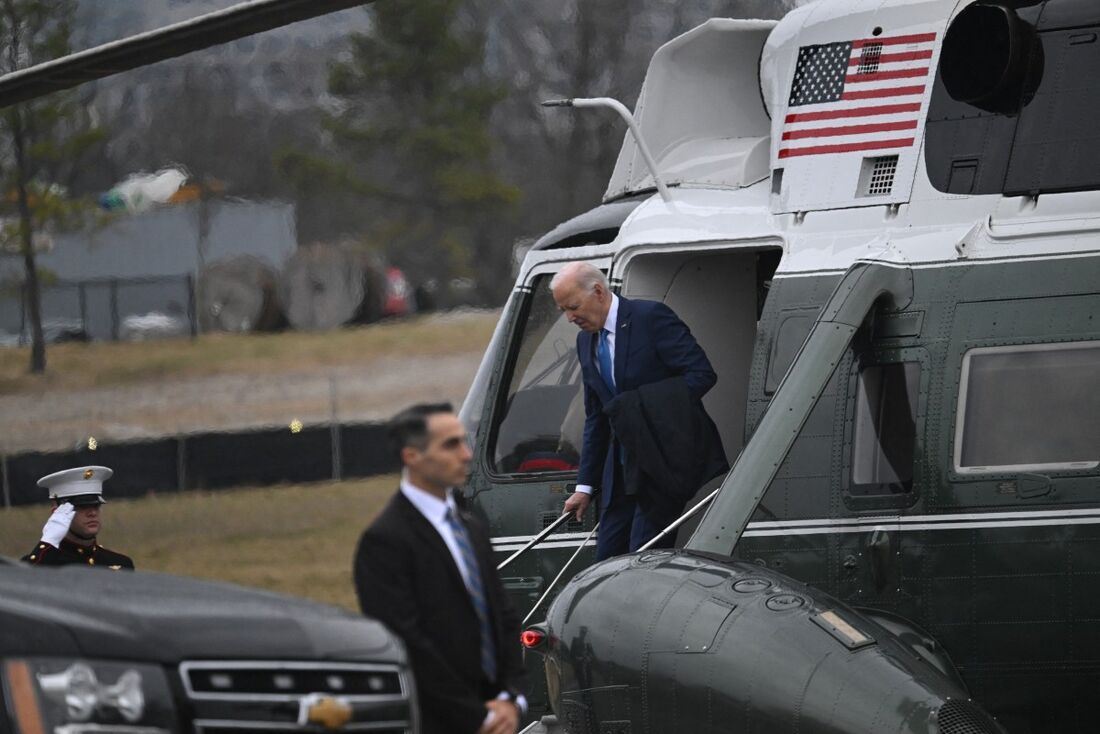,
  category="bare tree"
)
[0,0,102,373]
[486,0,800,241]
